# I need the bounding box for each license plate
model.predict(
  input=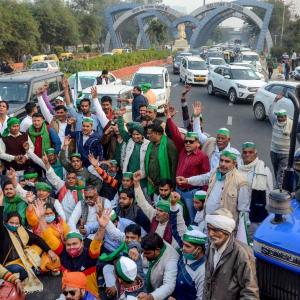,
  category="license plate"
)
[195,76,205,81]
